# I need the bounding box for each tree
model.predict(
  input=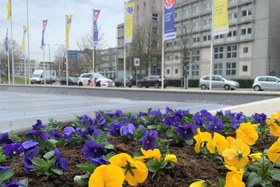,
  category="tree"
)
[52,45,66,76]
